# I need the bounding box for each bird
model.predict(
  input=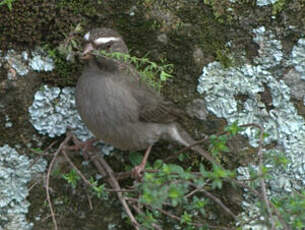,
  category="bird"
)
[75,28,216,176]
